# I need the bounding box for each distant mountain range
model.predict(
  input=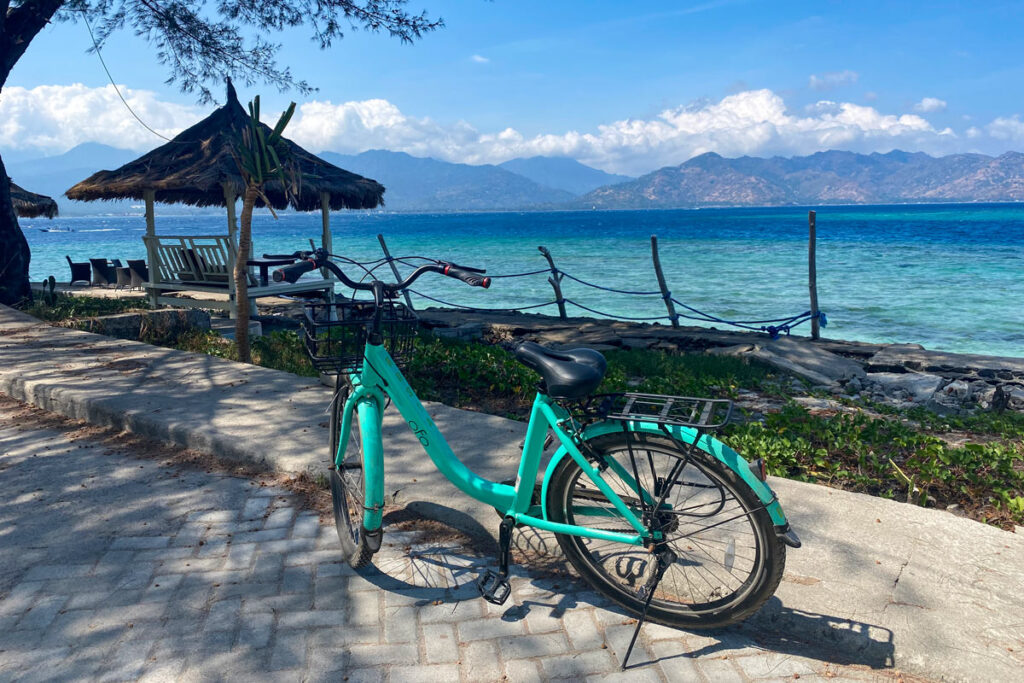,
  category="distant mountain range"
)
[6,144,1024,215]
[579,150,1024,208]
[319,150,575,211]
